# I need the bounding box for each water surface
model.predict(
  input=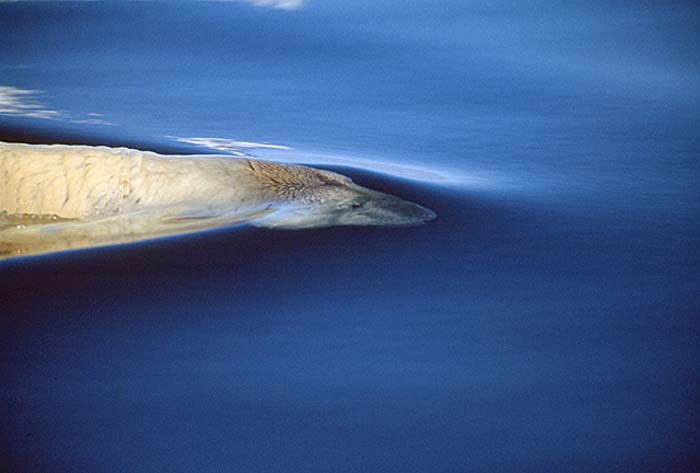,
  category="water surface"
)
[1,1,699,472]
